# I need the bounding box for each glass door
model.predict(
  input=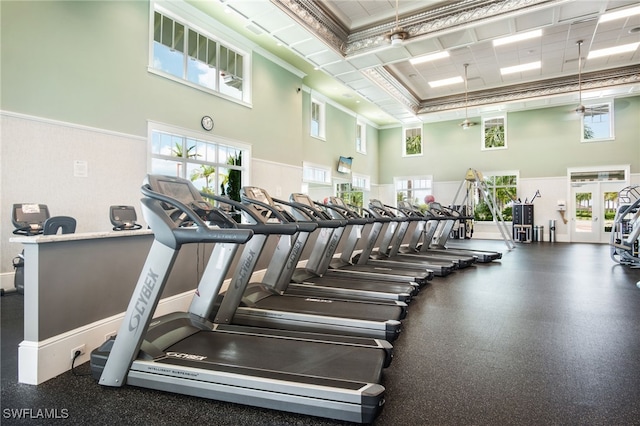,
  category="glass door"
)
[570,182,622,243]
[571,183,598,243]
